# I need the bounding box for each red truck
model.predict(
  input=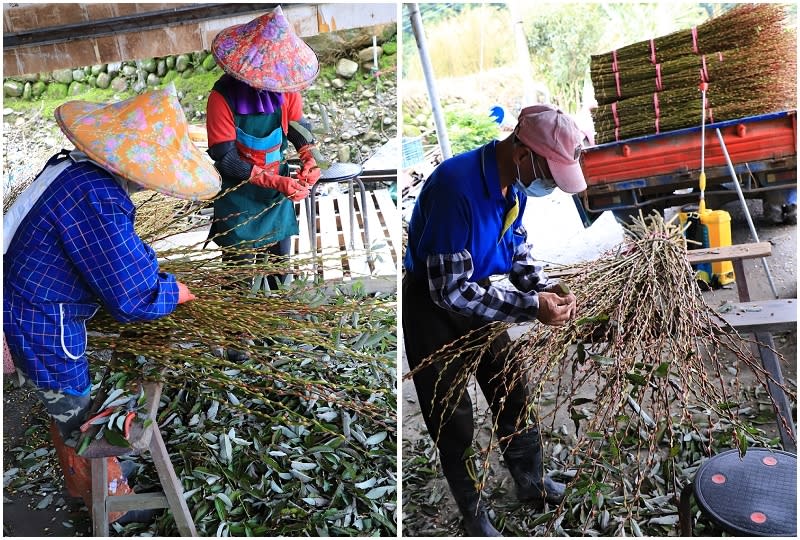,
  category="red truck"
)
[574,110,797,226]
